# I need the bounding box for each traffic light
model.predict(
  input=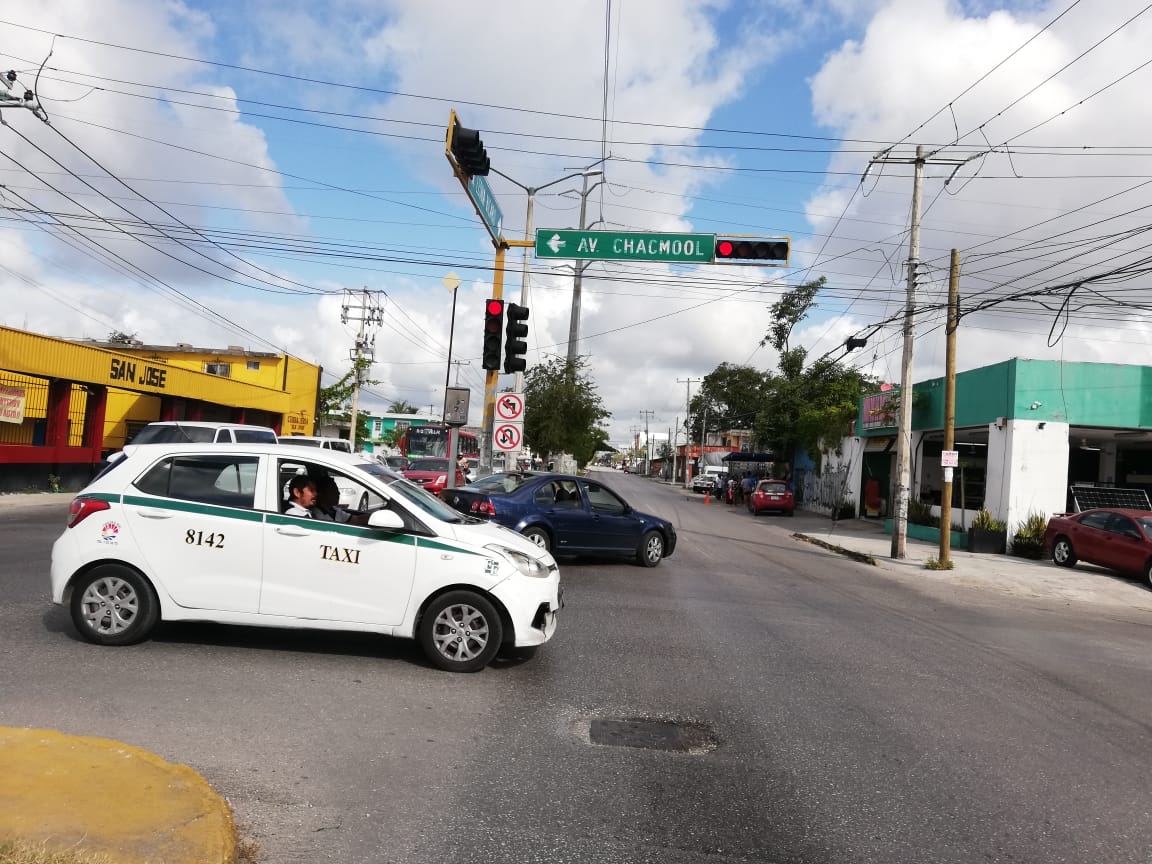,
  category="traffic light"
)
[503,303,530,373]
[448,119,490,177]
[713,236,789,265]
[482,298,504,371]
